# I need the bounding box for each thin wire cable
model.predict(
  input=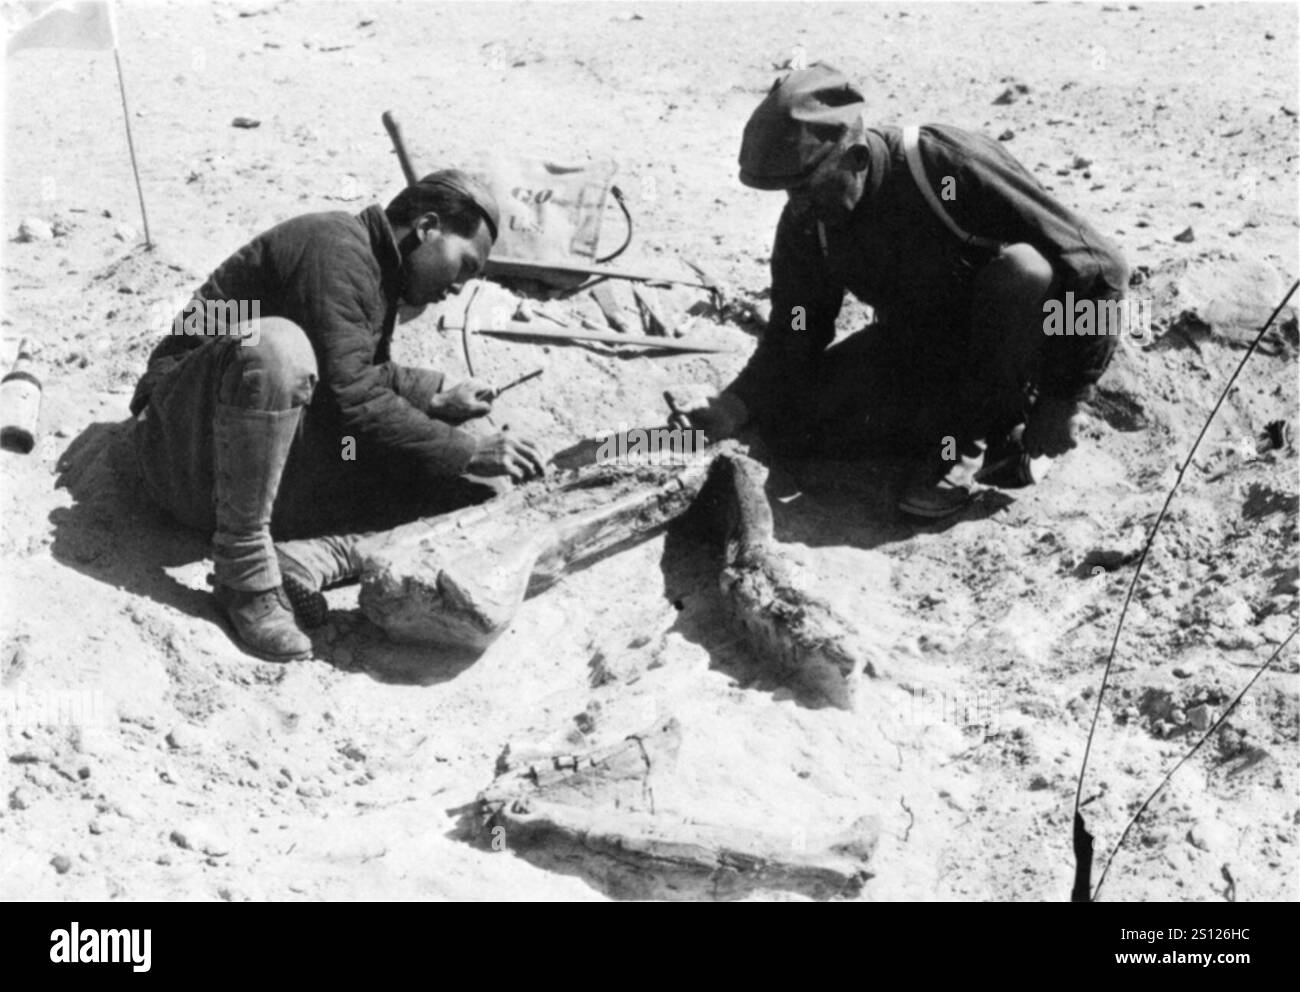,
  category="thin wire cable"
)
[1092,626,1296,900]
[1071,279,1298,873]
